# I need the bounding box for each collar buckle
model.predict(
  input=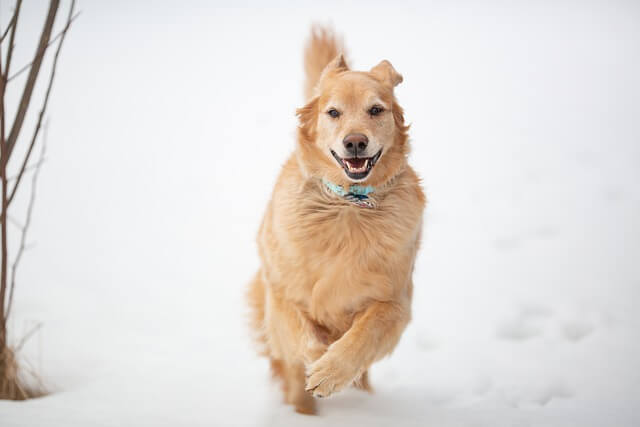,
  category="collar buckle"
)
[323,179,376,209]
